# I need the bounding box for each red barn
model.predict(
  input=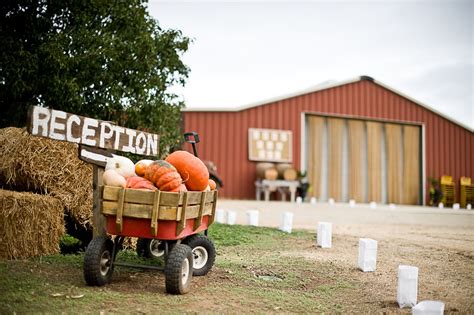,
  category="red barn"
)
[182,76,473,205]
